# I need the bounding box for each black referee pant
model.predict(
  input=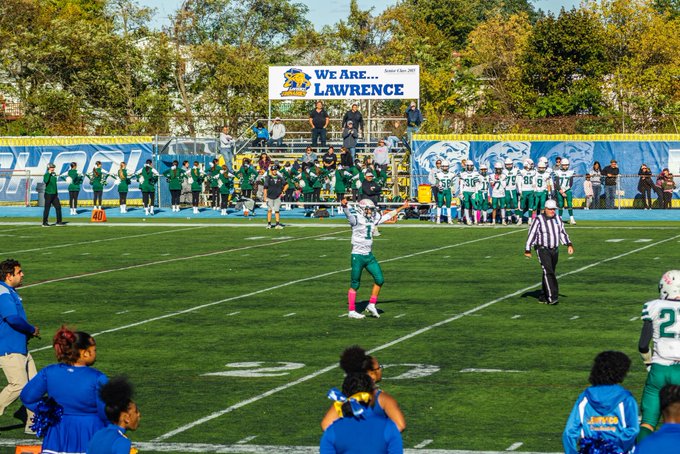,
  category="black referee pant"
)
[43,193,63,225]
[536,246,559,304]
